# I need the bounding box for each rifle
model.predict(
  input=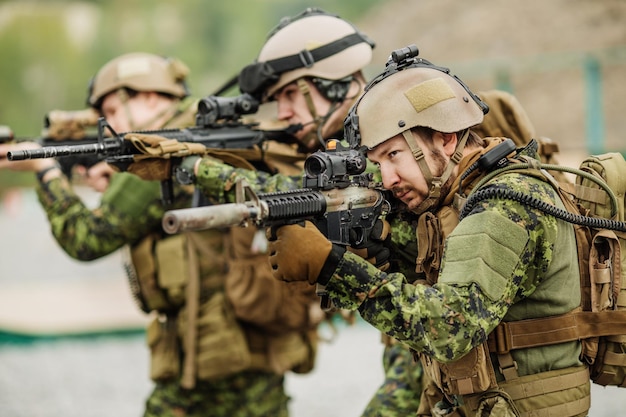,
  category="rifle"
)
[8,94,294,204]
[1,109,101,178]
[161,140,393,308]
